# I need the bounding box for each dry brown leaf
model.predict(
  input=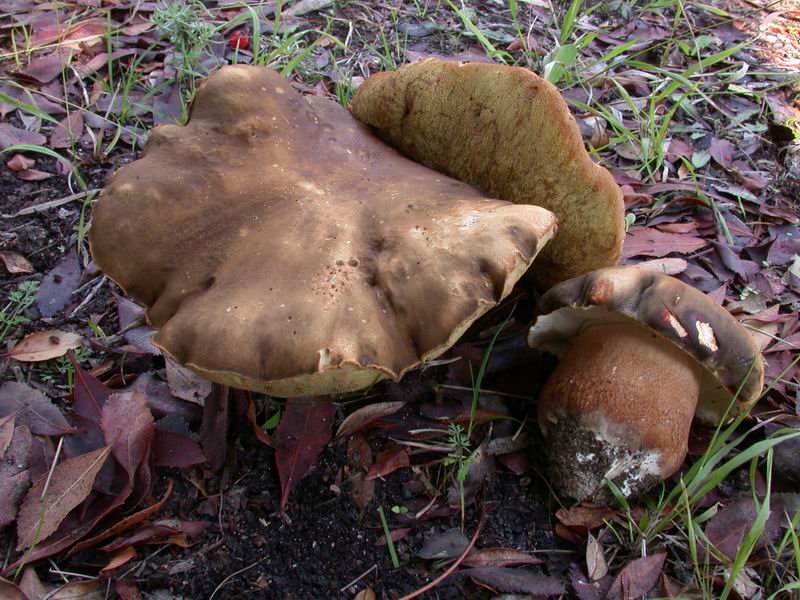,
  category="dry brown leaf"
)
[0,577,26,600]
[0,382,74,435]
[365,443,410,480]
[6,330,83,362]
[354,588,376,600]
[463,547,544,568]
[0,414,16,458]
[165,356,212,404]
[101,546,137,574]
[16,444,112,550]
[19,567,49,600]
[0,251,34,274]
[336,401,405,438]
[555,505,617,530]
[50,579,104,599]
[586,533,608,581]
[5,154,35,172]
